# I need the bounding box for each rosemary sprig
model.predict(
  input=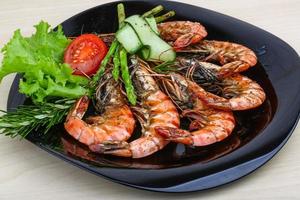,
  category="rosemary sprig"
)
[0,4,176,139]
[0,99,75,138]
